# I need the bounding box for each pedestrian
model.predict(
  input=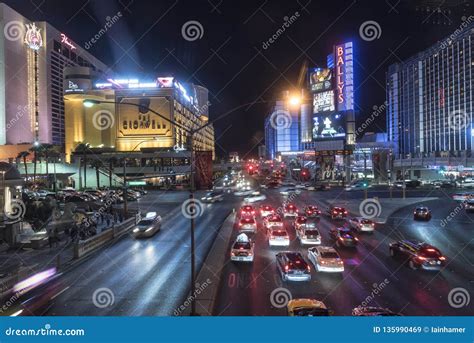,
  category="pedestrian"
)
[47,227,54,248]
[106,214,111,227]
